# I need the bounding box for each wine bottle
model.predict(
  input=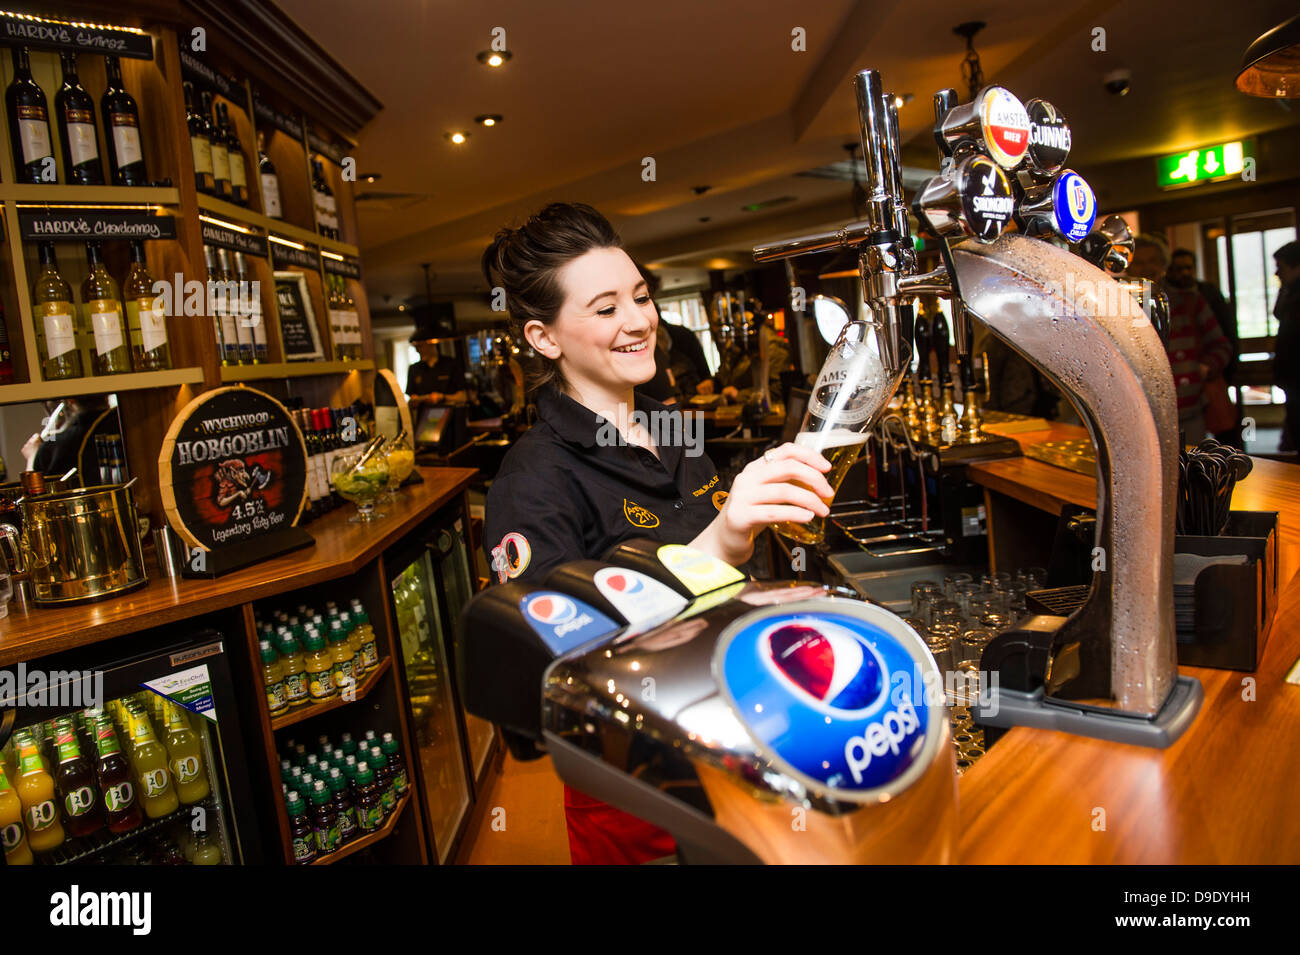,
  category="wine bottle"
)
[219,247,253,364]
[82,242,130,375]
[202,91,230,200]
[257,130,282,218]
[233,251,267,363]
[55,52,104,185]
[319,163,338,239]
[343,280,361,360]
[0,299,14,385]
[311,159,328,237]
[32,243,80,380]
[101,55,147,186]
[203,245,230,364]
[124,240,171,371]
[326,274,344,361]
[184,82,213,194]
[6,47,54,184]
[217,102,247,206]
